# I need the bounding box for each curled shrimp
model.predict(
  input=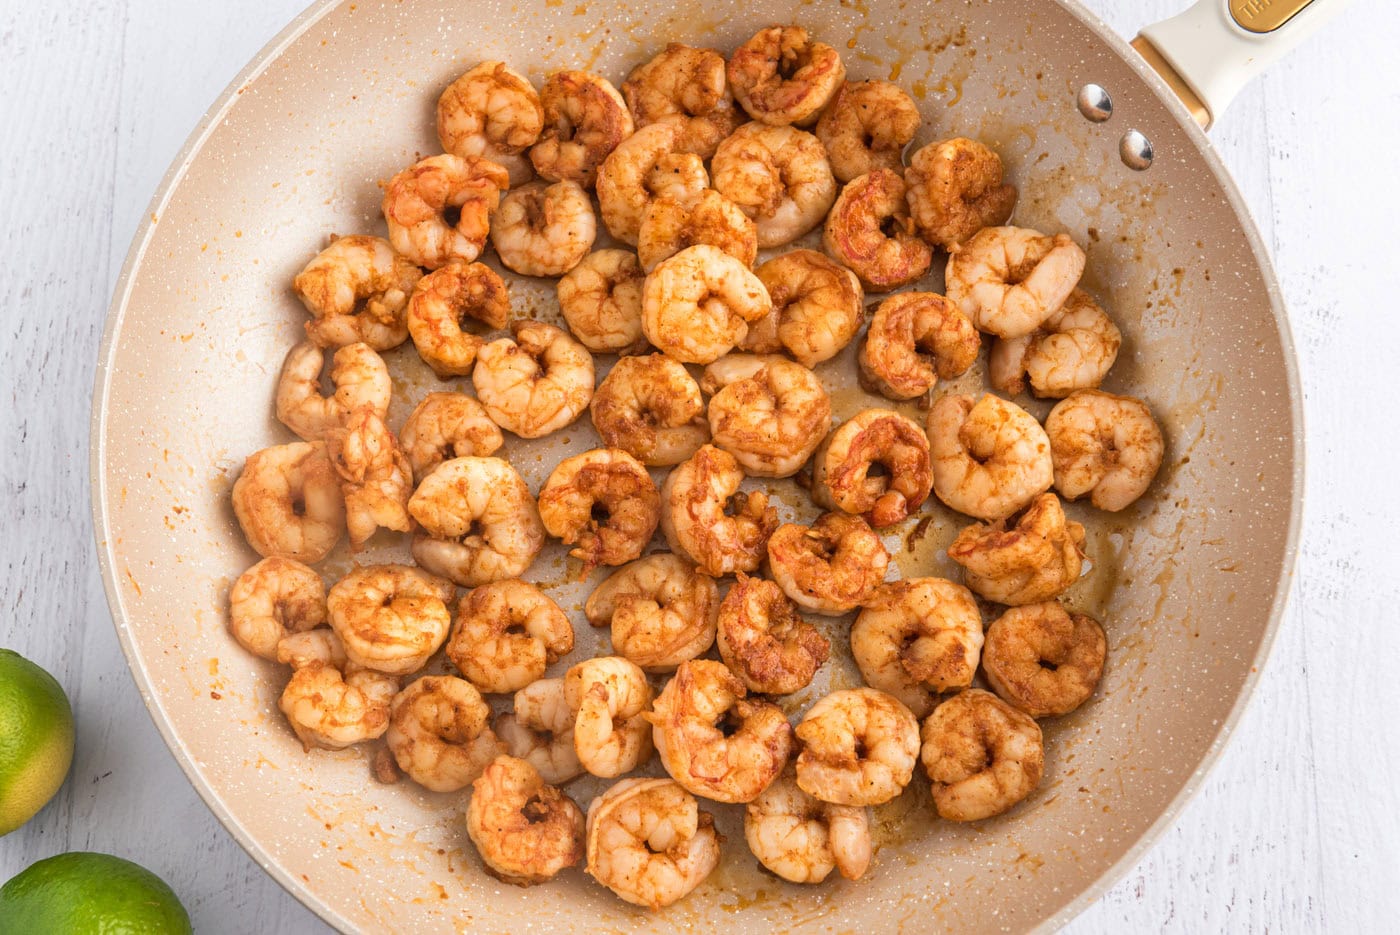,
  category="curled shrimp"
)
[637,189,757,272]
[232,441,344,563]
[405,260,510,378]
[711,122,837,247]
[324,407,413,549]
[387,675,505,792]
[293,234,421,351]
[983,602,1106,718]
[745,249,864,368]
[585,553,719,672]
[564,656,655,778]
[326,564,455,676]
[275,341,391,442]
[495,677,584,784]
[823,169,933,292]
[490,180,596,277]
[472,320,594,439]
[744,772,871,883]
[990,289,1120,399]
[585,777,720,909]
[466,755,585,885]
[794,687,920,807]
[228,557,326,660]
[595,121,710,245]
[557,249,648,355]
[447,580,574,694]
[927,393,1054,521]
[437,61,544,187]
[640,244,772,364]
[621,43,744,159]
[766,512,889,616]
[408,456,545,587]
[811,408,933,528]
[727,25,846,127]
[815,79,920,183]
[537,448,661,570]
[529,70,633,186]
[278,645,399,751]
[701,354,831,478]
[859,292,979,401]
[274,627,347,671]
[1045,390,1165,511]
[920,689,1043,821]
[945,226,1086,338]
[591,353,709,467]
[948,492,1086,606]
[717,574,830,695]
[381,153,509,270]
[398,392,503,484]
[660,444,778,577]
[905,138,1018,250]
